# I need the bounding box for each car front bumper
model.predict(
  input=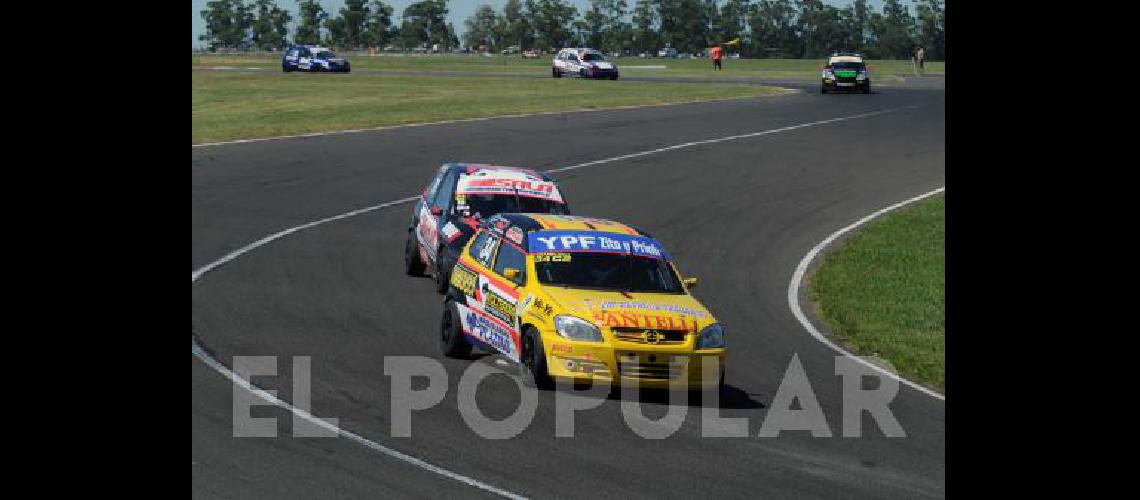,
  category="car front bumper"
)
[543,335,725,389]
[823,79,869,90]
[583,68,619,78]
